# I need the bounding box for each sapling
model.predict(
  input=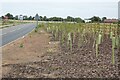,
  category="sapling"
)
[68,32,72,51]
[46,27,48,32]
[61,33,64,46]
[112,36,116,64]
[55,27,58,40]
[110,32,113,39]
[96,44,98,57]
[115,36,119,48]
[34,28,38,32]
[95,34,102,57]
[98,34,102,44]
[78,34,83,48]
[19,43,24,48]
